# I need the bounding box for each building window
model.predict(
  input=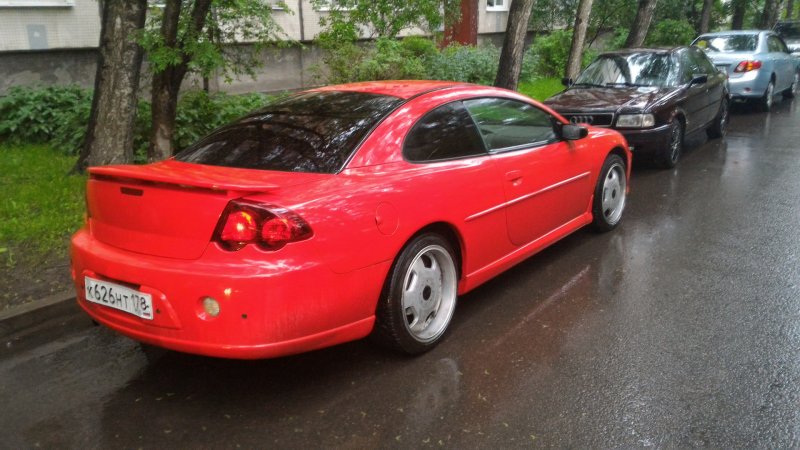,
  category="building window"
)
[486,0,508,11]
[315,0,353,12]
[268,0,288,10]
[0,0,74,6]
